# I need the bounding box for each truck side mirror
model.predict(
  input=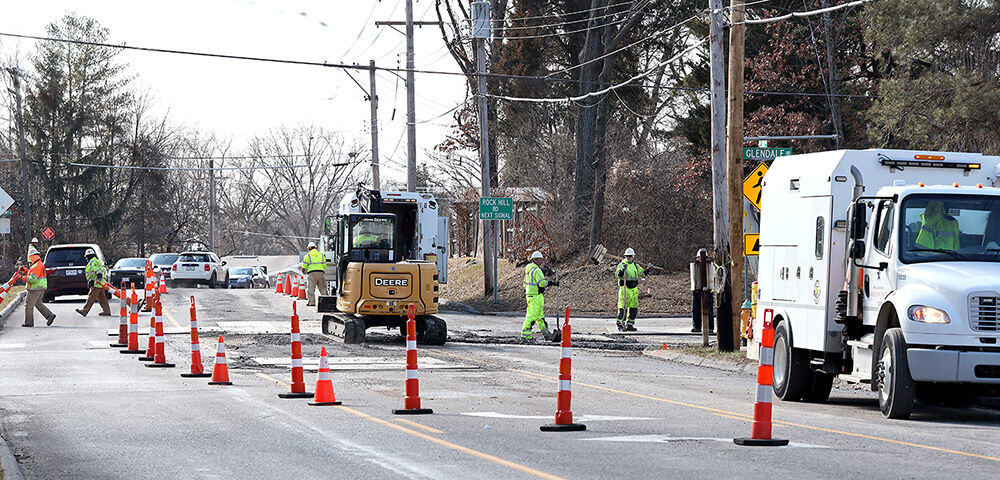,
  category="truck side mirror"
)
[850,240,866,260]
[851,202,868,239]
